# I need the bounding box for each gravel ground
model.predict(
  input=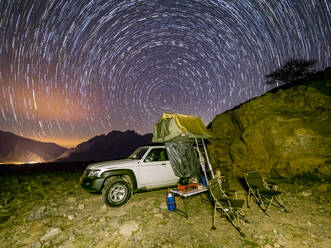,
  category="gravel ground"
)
[0,165,330,248]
